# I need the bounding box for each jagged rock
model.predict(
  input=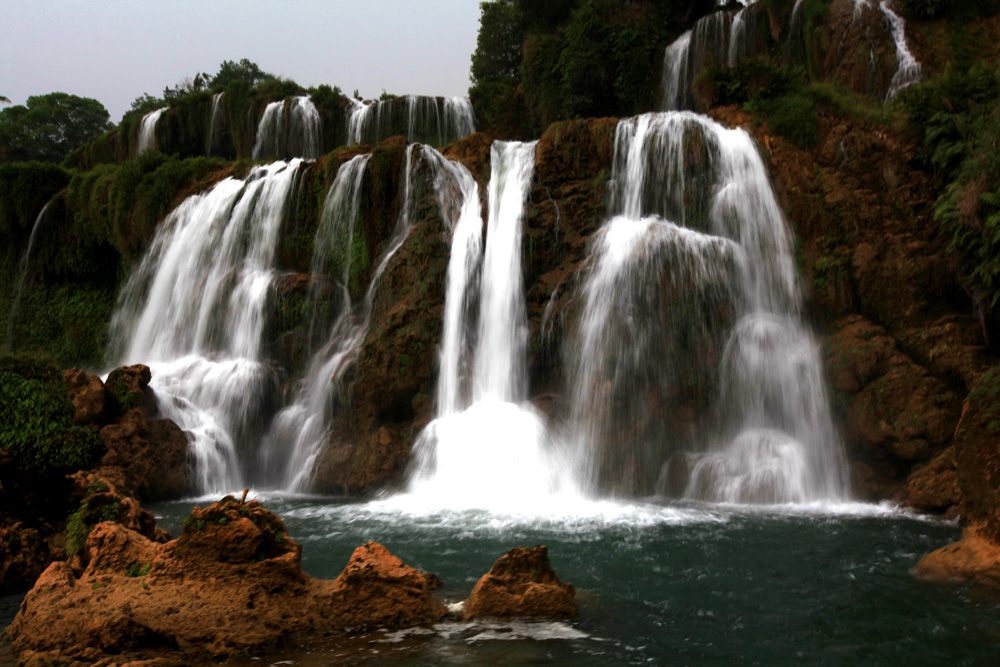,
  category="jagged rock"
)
[901,447,962,515]
[913,523,1000,588]
[0,520,51,595]
[952,368,1000,543]
[99,407,189,501]
[464,546,576,620]
[104,364,153,417]
[7,497,446,665]
[63,367,107,426]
